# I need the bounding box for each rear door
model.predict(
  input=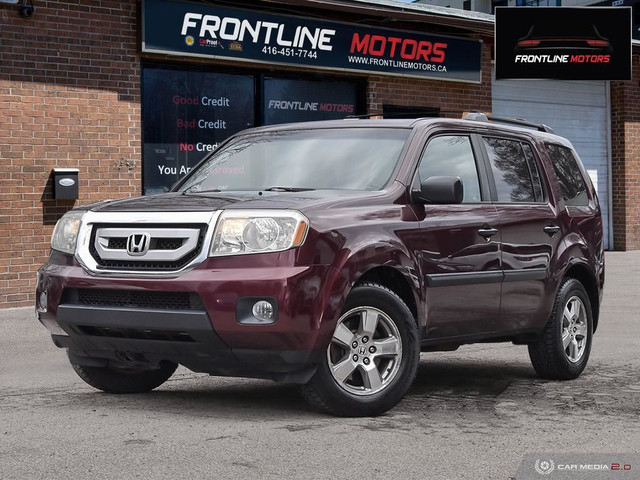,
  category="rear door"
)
[407,134,502,340]
[479,135,563,333]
